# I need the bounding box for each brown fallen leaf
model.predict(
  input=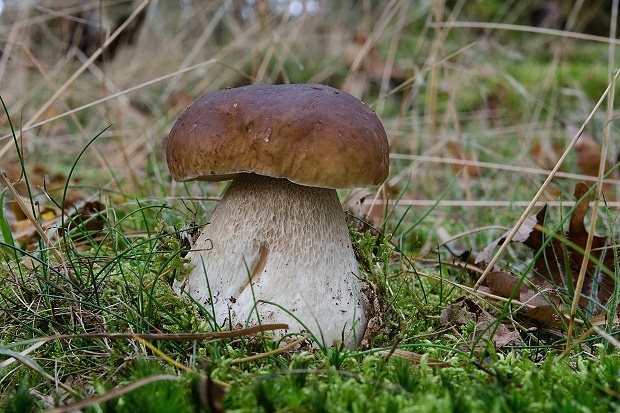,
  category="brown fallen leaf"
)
[473,269,565,330]
[11,206,59,247]
[530,140,565,171]
[191,373,227,413]
[475,208,544,265]
[344,31,409,86]
[483,271,527,299]
[519,286,564,329]
[441,297,524,350]
[566,183,615,307]
[9,200,107,251]
[476,182,616,317]
[573,133,611,177]
[65,201,108,235]
[516,205,567,290]
[3,161,85,221]
[568,122,617,201]
[446,141,482,178]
